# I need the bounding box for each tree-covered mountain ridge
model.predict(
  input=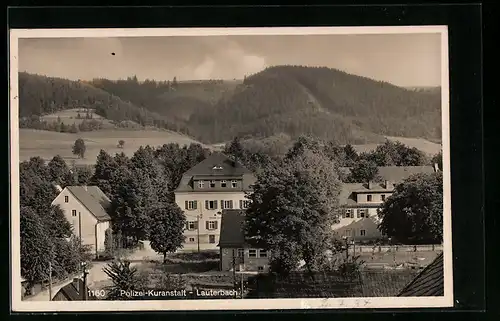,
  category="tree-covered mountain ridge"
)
[18,65,442,145]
